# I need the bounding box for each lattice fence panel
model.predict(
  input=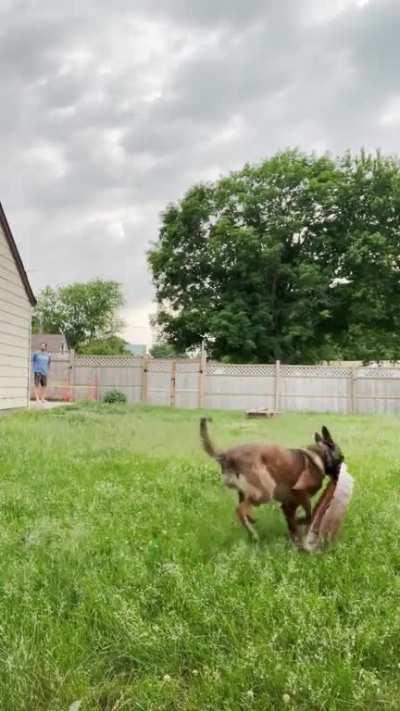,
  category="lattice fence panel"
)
[176,360,201,373]
[279,364,351,413]
[206,363,276,377]
[74,356,142,368]
[355,367,400,413]
[205,362,275,411]
[147,359,174,373]
[281,365,352,378]
[357,367,400,379]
